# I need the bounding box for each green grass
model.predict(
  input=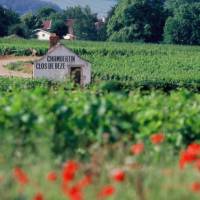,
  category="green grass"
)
[4,61,33,73]
[4,61,25,71]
